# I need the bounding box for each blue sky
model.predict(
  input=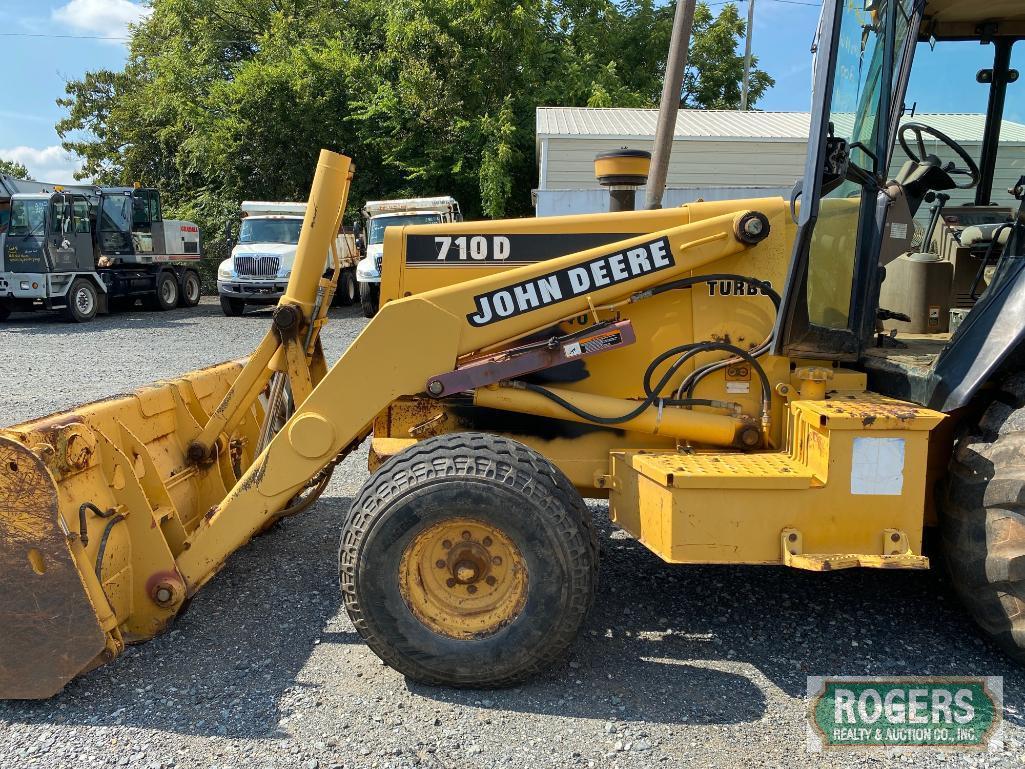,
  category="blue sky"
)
[0,0,1020,183]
